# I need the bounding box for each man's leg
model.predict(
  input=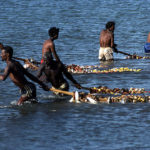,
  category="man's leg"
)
[18,83,37,105]
[17,96,29,105]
